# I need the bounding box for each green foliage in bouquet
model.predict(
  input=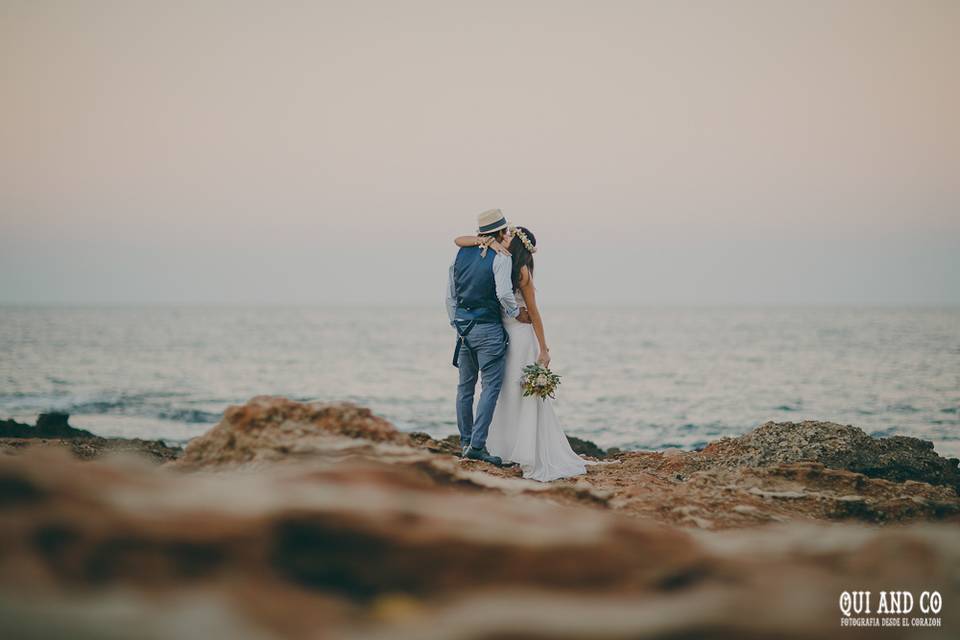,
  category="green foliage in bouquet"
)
[521,363,562,400]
